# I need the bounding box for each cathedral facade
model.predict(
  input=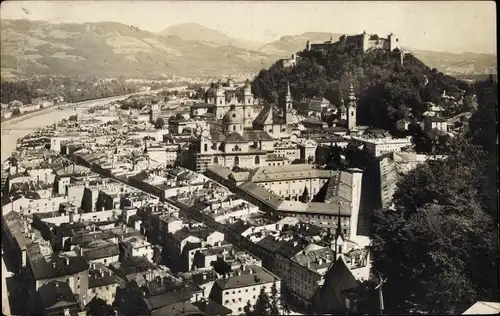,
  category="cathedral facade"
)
[186,80,301,172]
